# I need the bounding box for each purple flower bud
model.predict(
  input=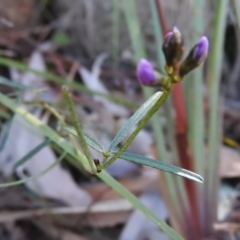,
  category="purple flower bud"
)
[179,36,209,76]
[193,36,209,65]
[162,26,184,70]
[164,31,174,46]
[137,59,158,85]
[172,26,182,44]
